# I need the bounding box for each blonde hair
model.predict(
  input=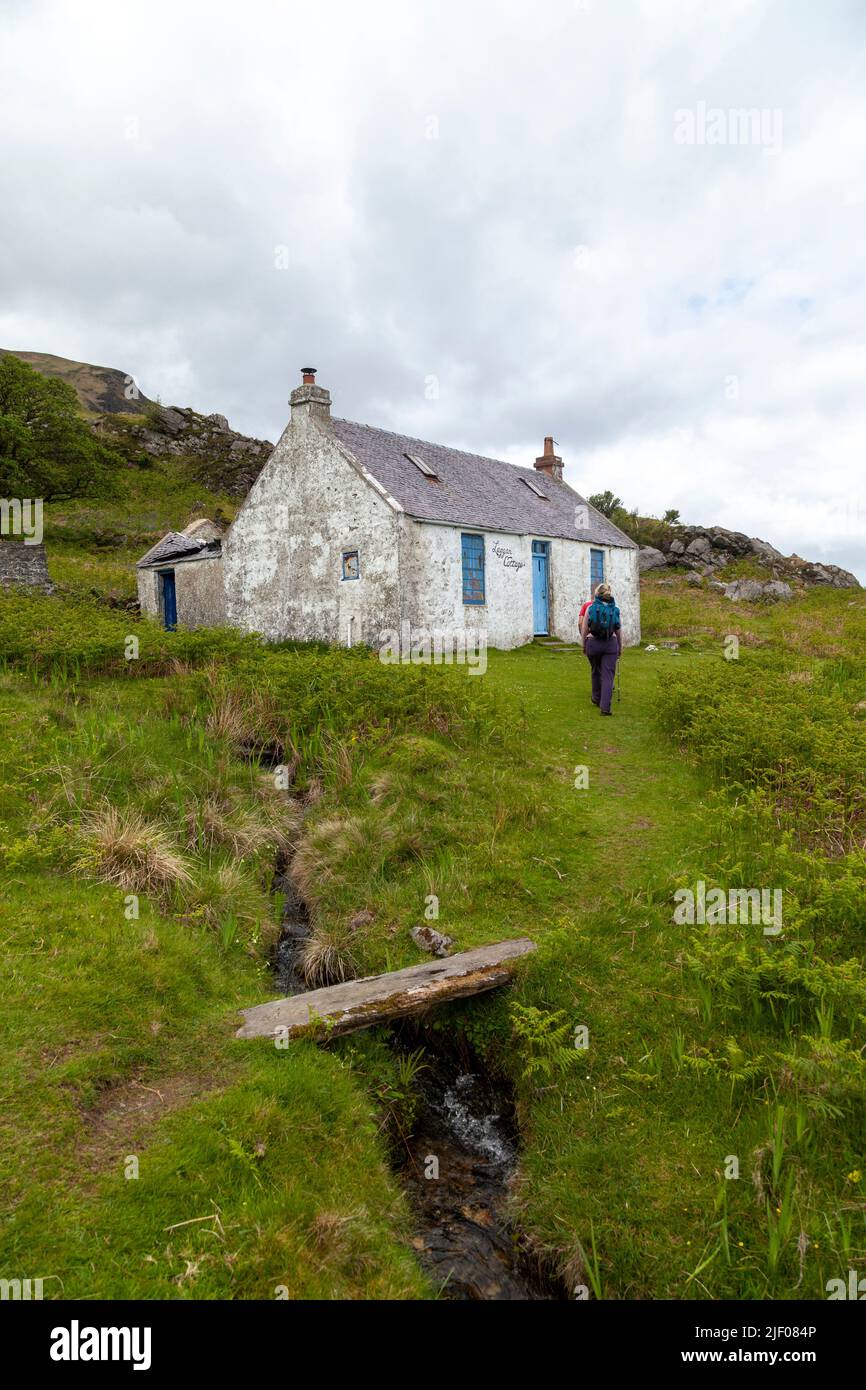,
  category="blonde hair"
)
[594,583,613,600]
